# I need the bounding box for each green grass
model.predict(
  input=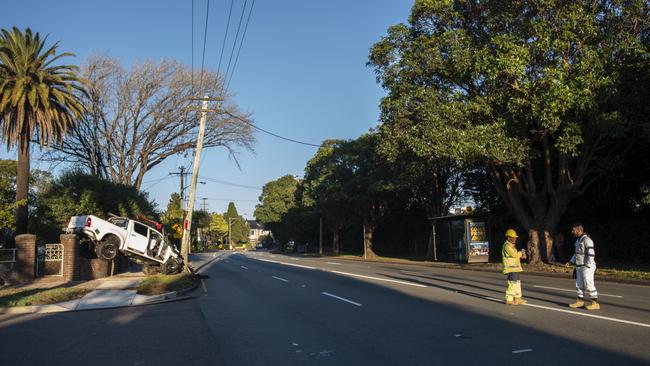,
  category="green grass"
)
[0,287,92,307]
[136,273,198,295]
